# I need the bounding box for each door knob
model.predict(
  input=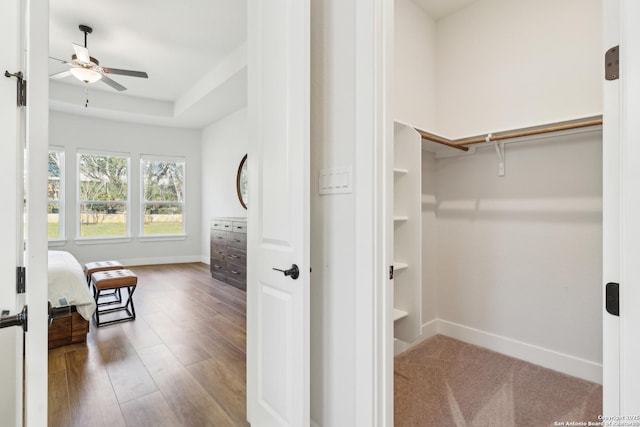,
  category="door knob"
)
[273,264,300,280]
[0,305,27,332]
